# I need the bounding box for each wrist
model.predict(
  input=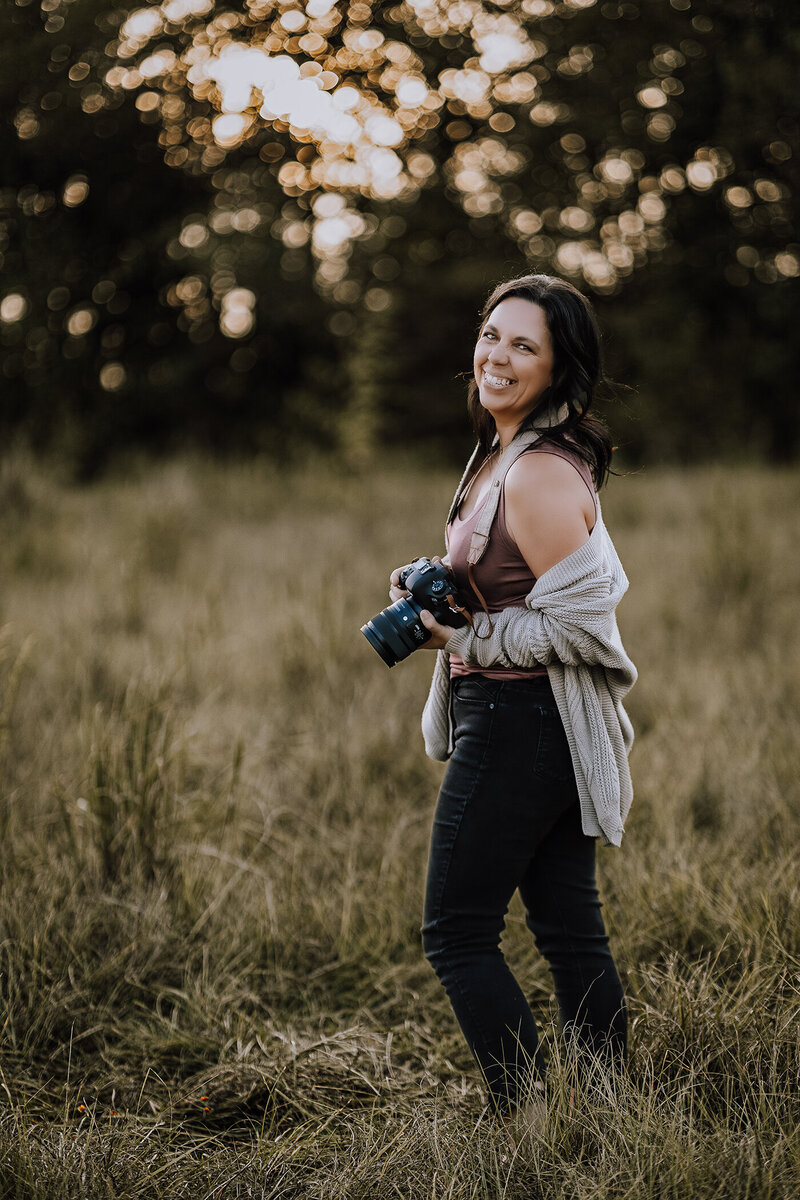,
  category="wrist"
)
[443,624,474,659]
